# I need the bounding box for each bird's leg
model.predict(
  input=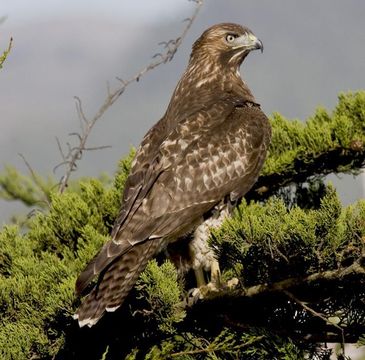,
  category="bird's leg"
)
[194,268,206,288]
[190,261,220,301]
[210,258,221,289]
[190,269,210,302]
